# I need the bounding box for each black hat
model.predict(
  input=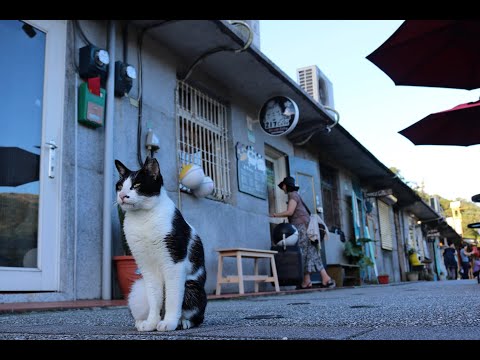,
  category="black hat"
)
[278,176,299,191]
